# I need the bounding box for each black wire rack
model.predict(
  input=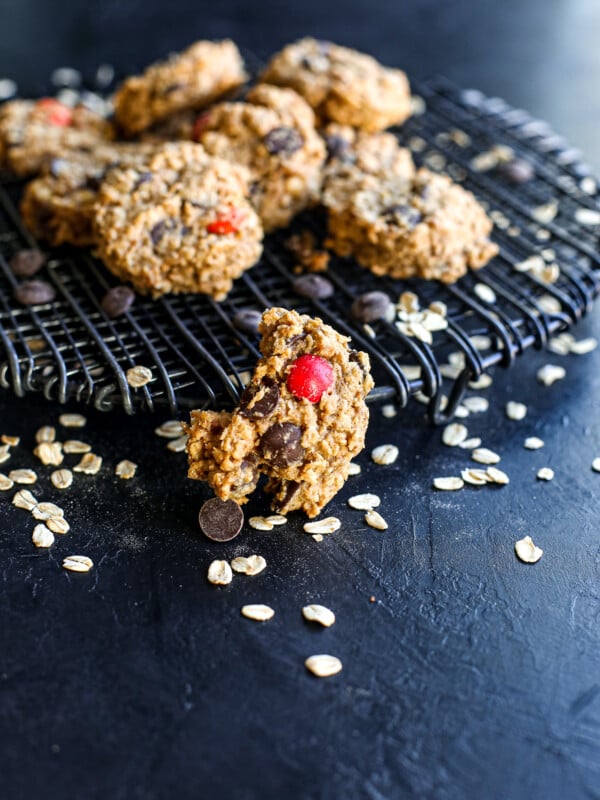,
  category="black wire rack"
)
[1,76,599,421]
